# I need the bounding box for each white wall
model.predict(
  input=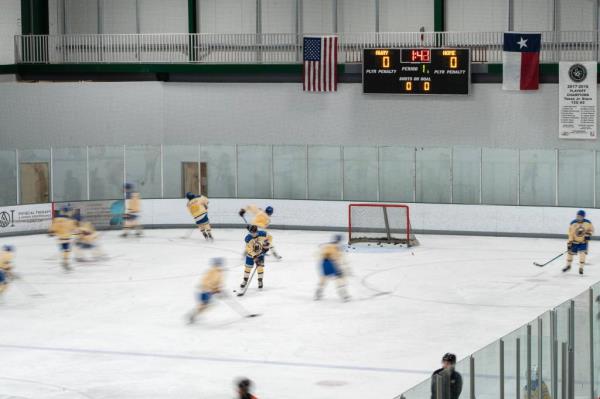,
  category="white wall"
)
[338,0,375,32]
[379,0,434,32]
[558,0,595,30]
[0,199,592,239]
[1,81,600,152]
[302,0,334,33]
[199,0,256,33]
[140,198,600,238]
[262,0,296,33]
[0,0,20,64]
[64,0,99,33]
[513,0,554,31]
[101,0,137,33]
[138,0,187,33]
[446,0,507,31]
